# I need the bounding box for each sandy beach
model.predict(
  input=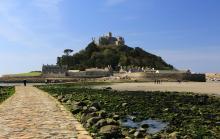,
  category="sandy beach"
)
[95,82,220,96]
